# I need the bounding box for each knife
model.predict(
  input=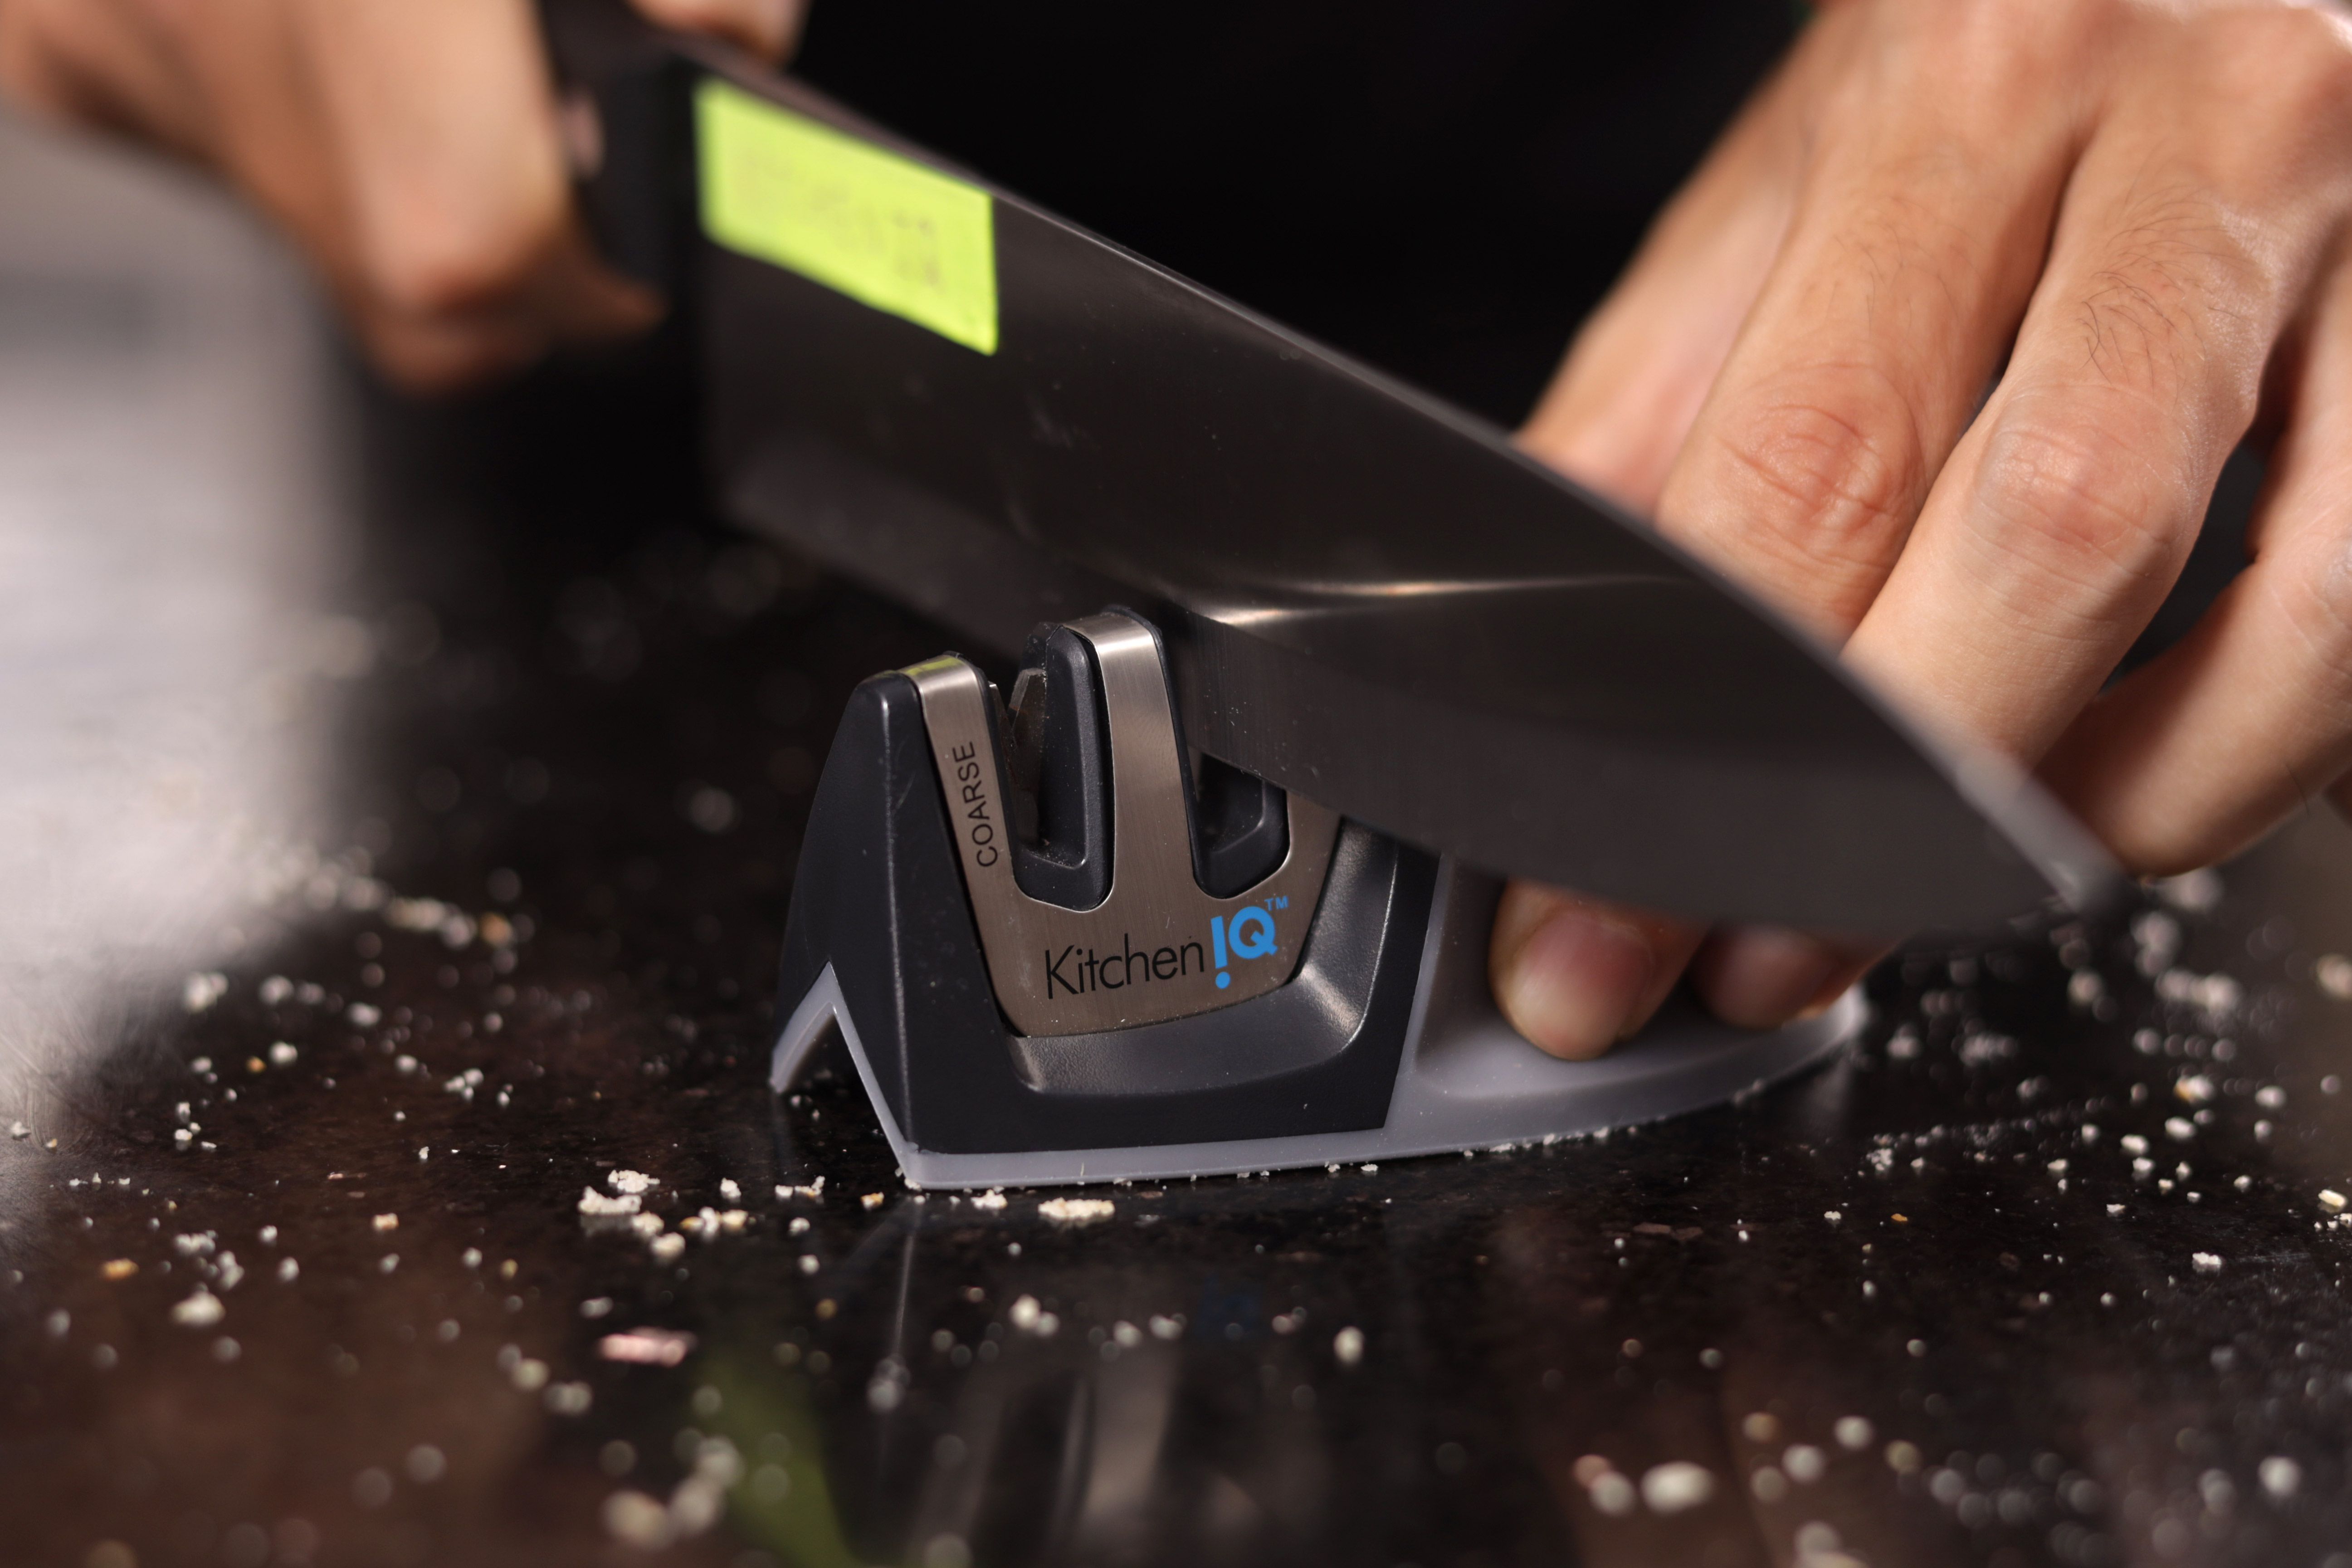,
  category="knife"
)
[546,3,2119,938]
